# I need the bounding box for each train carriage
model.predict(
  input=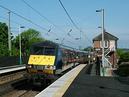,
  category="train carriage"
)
[26,41,88,83]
